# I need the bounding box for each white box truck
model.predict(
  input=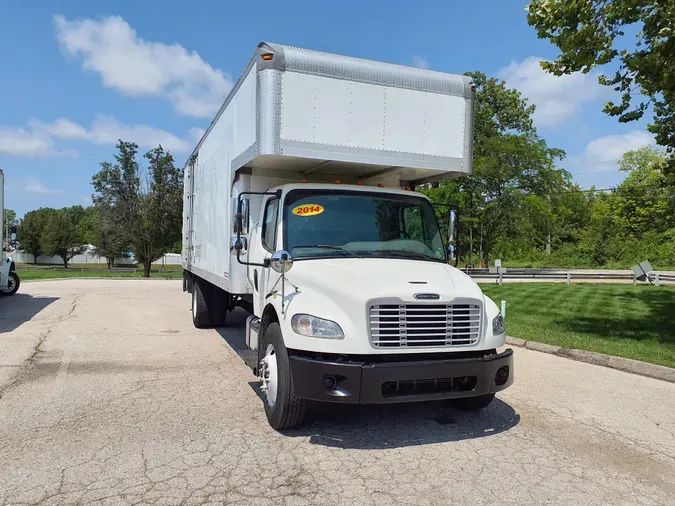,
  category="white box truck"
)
[182,43,512,429]
[0,170,20,297]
